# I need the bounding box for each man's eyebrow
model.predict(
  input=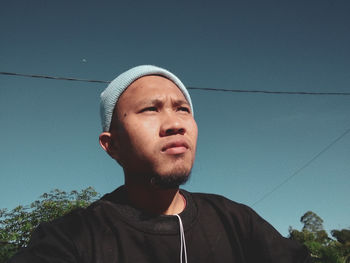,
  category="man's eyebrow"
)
[135,99,190,109]
[172,99,190,107]
[136,99,162,106]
